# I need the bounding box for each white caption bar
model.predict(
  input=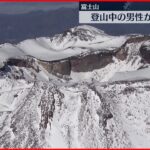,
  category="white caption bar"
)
[79,11,150,24]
